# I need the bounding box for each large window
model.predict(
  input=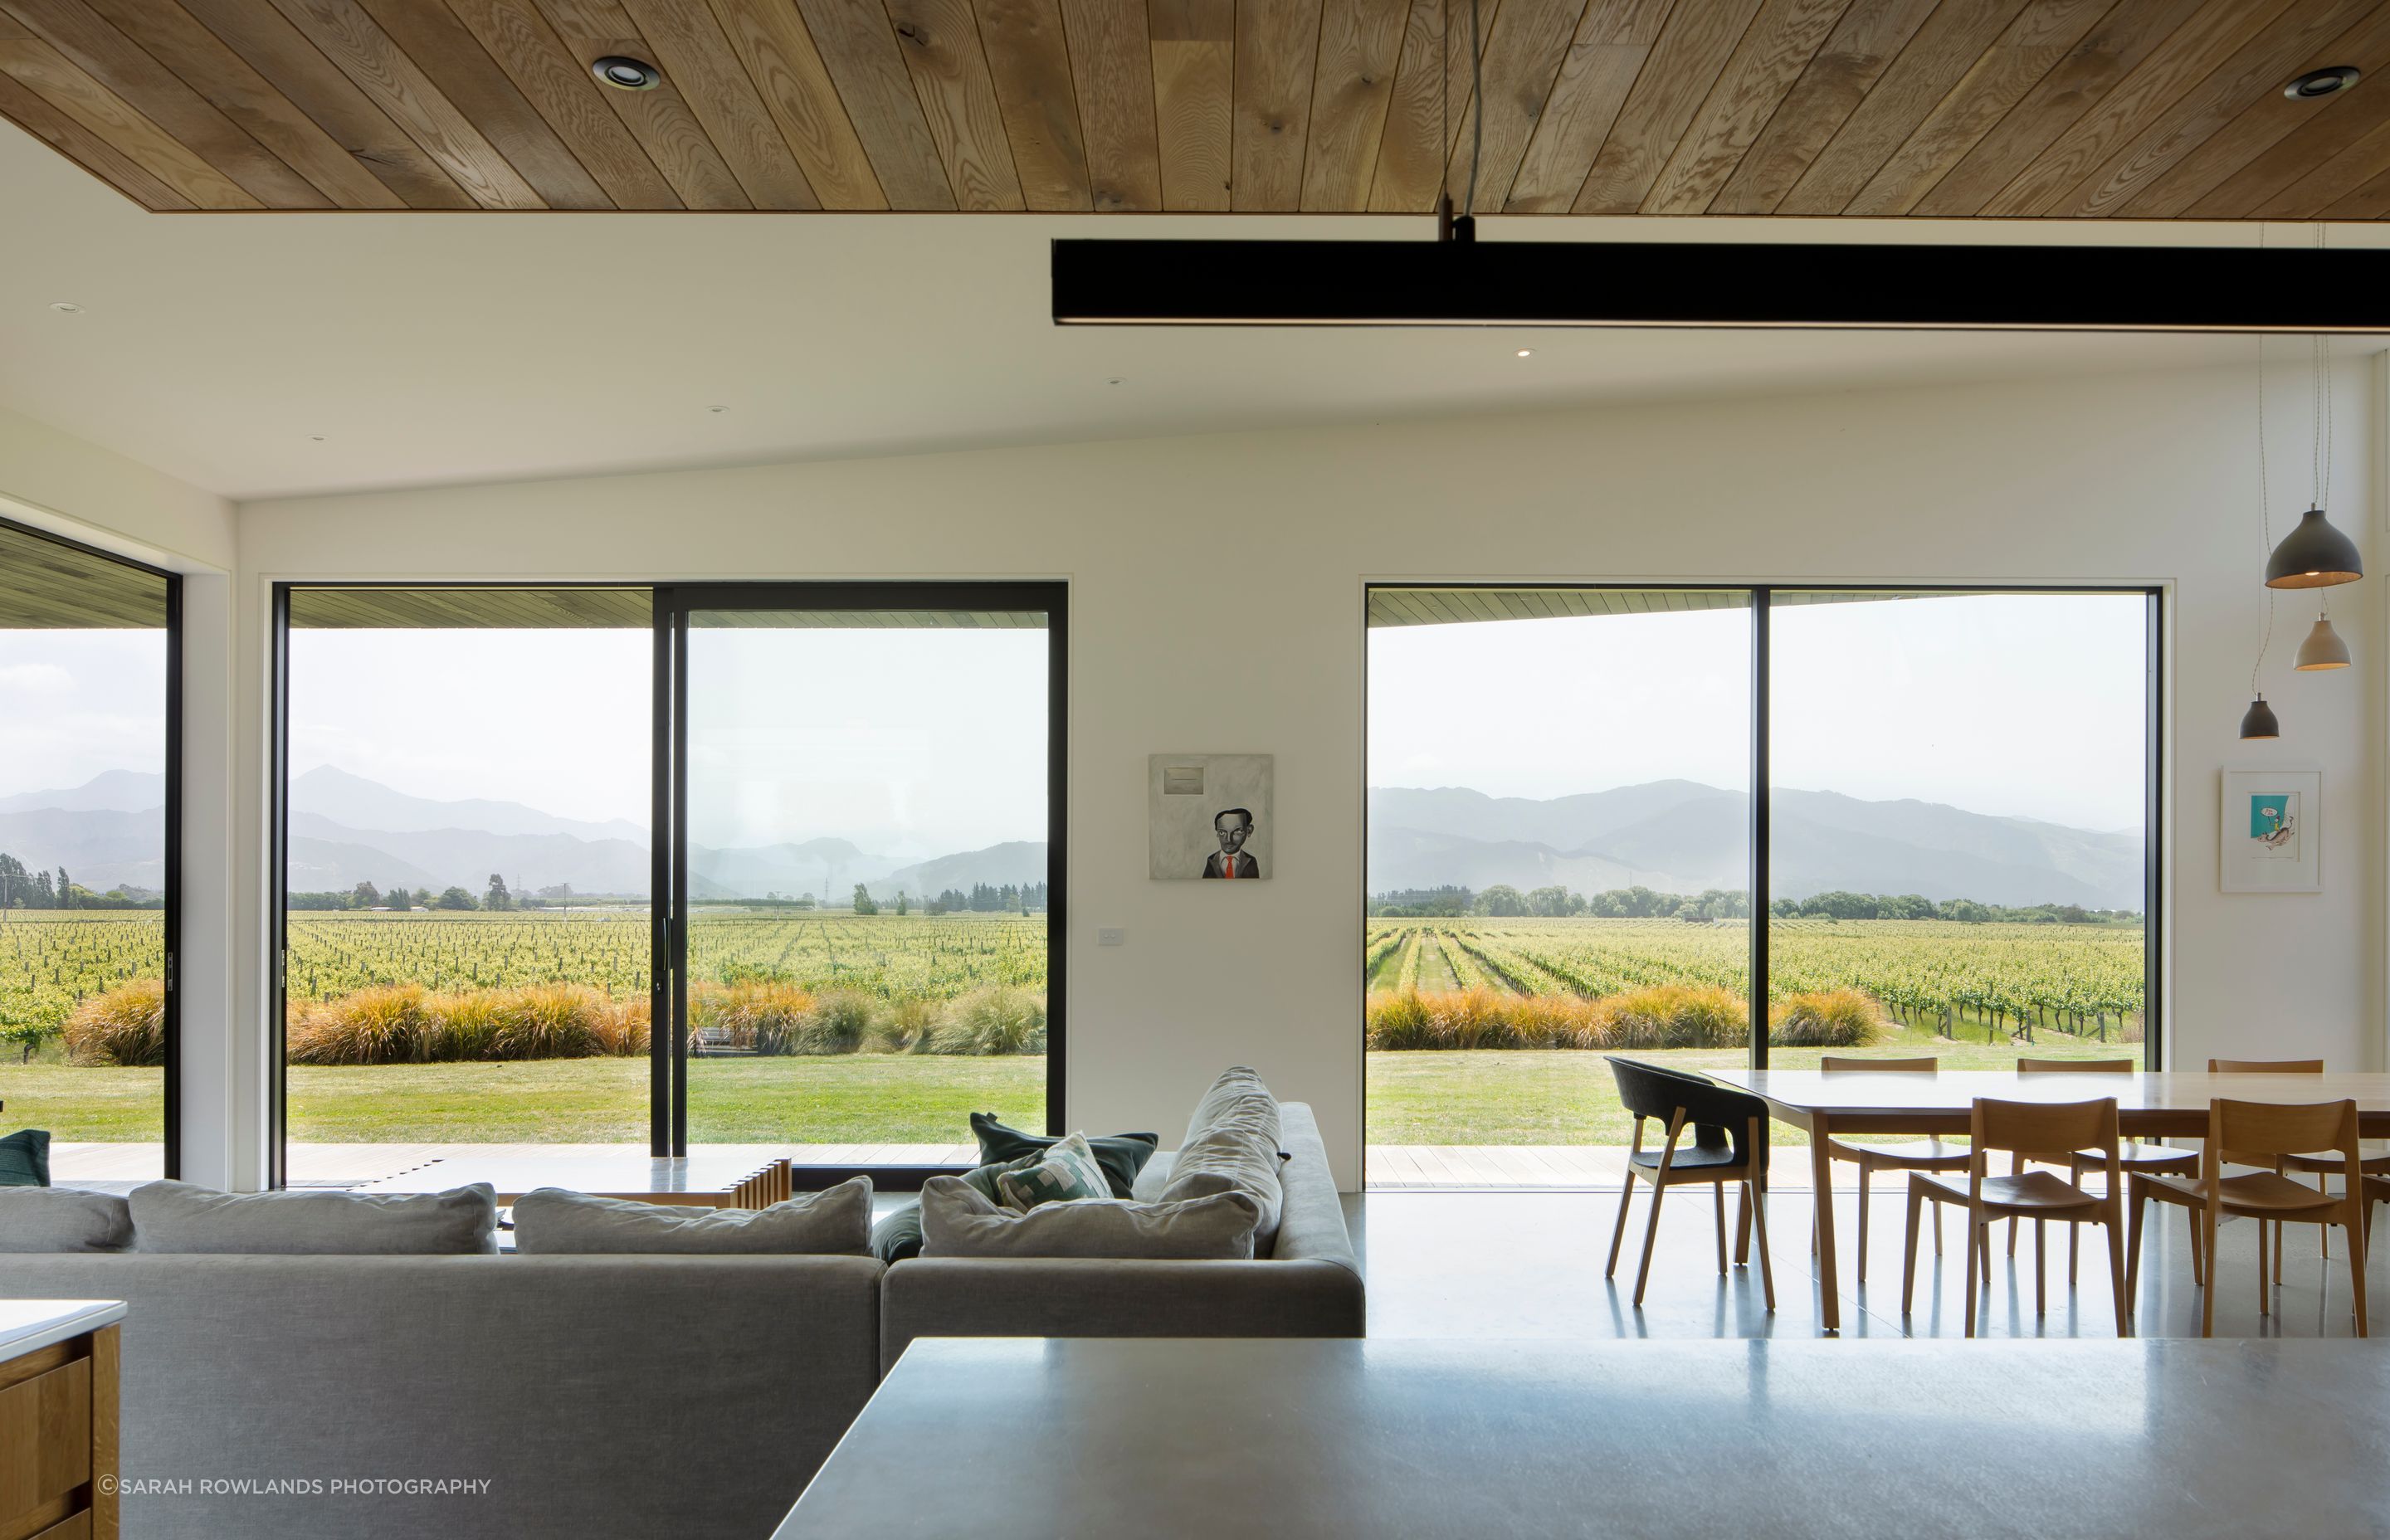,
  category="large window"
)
[1363,585,2157,1187]
[0,516,178,1187]
[273,582,1064,1187]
